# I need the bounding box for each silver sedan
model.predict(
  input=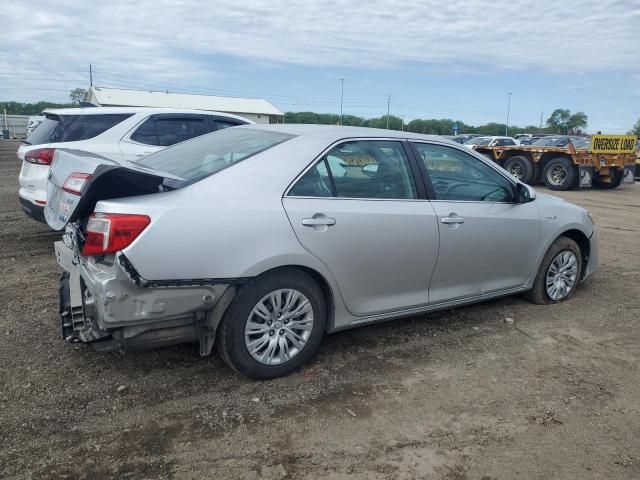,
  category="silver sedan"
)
[47,125,598,379]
